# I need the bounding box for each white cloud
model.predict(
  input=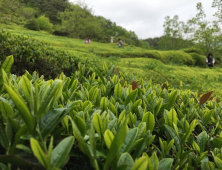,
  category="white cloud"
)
[71,0,218,39]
